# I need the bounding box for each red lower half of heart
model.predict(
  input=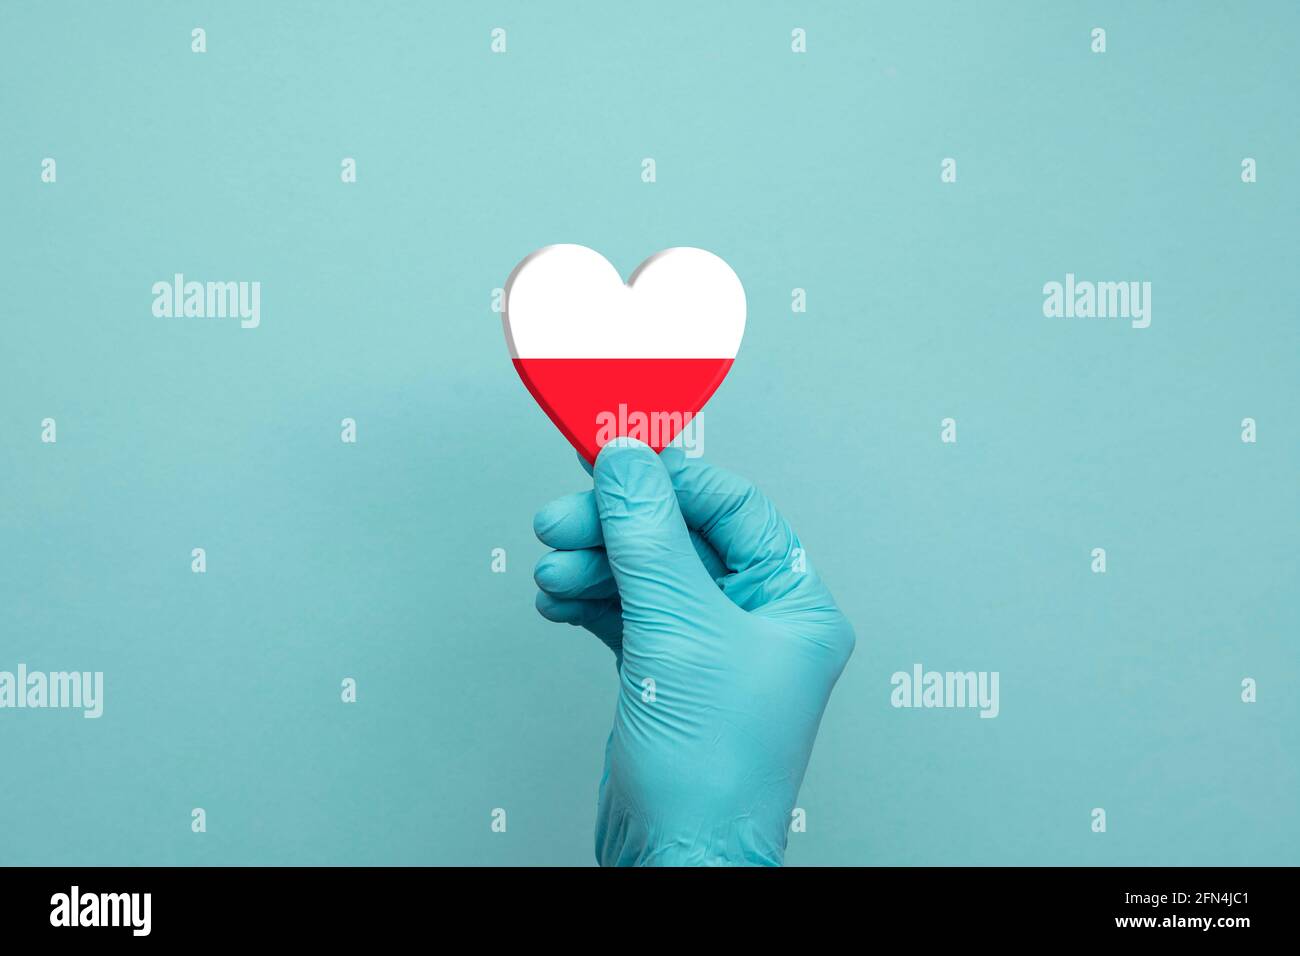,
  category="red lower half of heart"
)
[512,357,735,463]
